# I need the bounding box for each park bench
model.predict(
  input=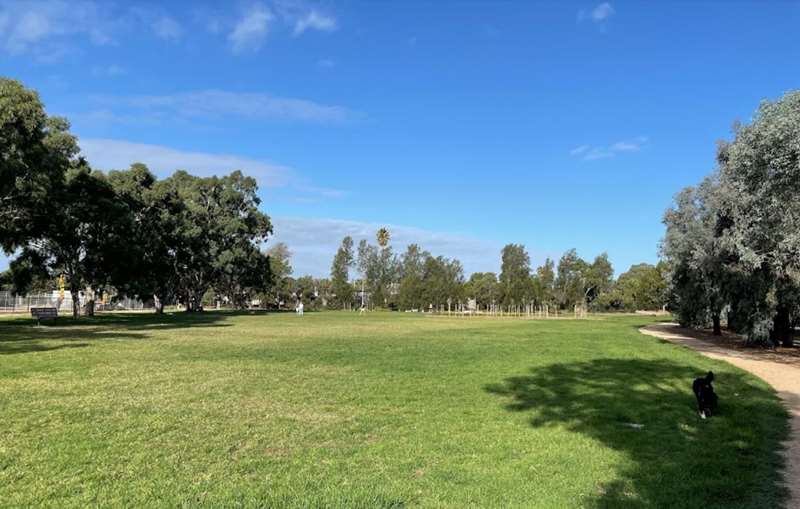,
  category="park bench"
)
[30,307,58,325]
